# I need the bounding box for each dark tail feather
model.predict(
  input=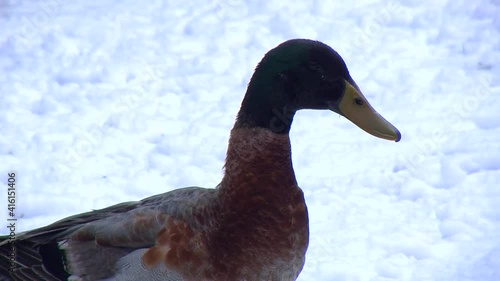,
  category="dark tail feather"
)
[0,236,14,281]
[0,201,140,280]
[0,236,69,281]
